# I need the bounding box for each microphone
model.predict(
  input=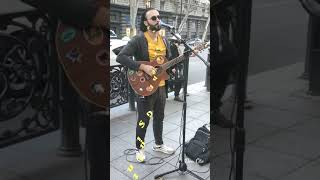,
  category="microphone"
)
[159,20,175,29]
